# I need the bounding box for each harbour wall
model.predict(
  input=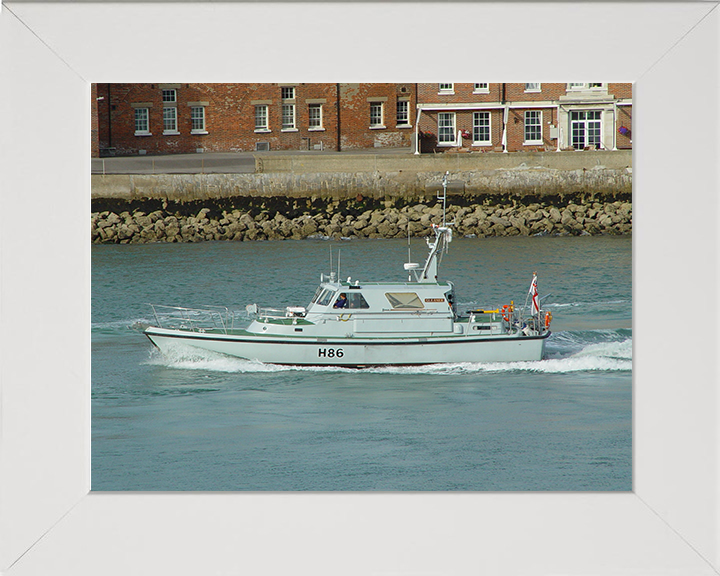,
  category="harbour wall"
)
[92,150,632,201]
[91,150,632,243]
